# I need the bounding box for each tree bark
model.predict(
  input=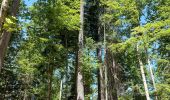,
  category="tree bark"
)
[76,0,84,99]
[104,23,108,100]
[137,45,150,100]
[97,48,105,100]
[105,49,118,100]
[0,0,20,71]
[0,0,9,30]
[0,0,9,71]
[96,20,105,99]
[59,80,63,100]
